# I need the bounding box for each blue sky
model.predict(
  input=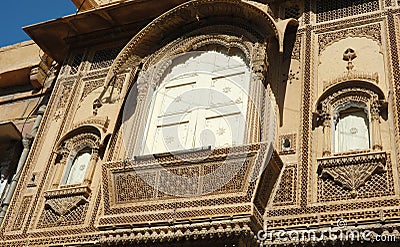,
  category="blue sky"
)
[0,1,77,47]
